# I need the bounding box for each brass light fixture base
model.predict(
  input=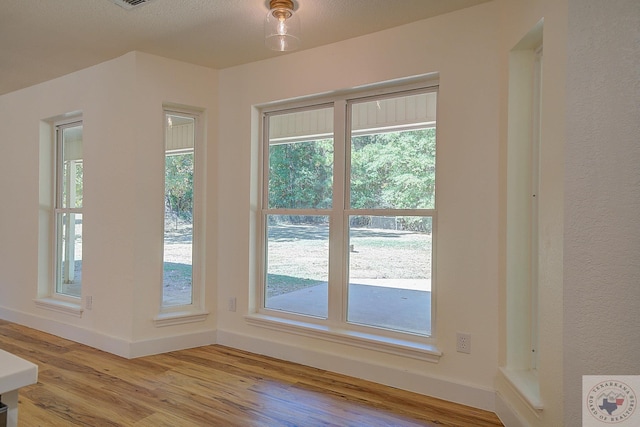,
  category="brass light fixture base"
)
[269,0,294,10]
[269,0,294,19]
[265,0,300,51]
